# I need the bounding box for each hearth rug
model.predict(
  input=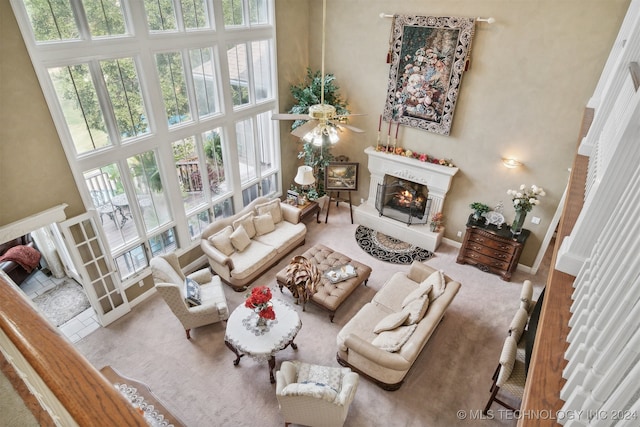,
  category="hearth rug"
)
[355,225,433,264]
[32,279,90,327]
